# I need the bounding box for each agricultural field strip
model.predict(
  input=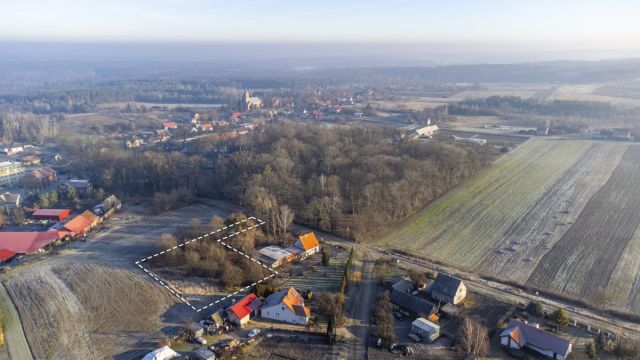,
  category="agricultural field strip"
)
[135,217,278,312]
